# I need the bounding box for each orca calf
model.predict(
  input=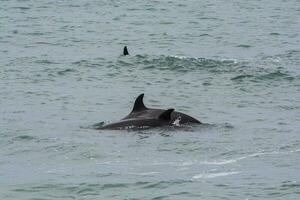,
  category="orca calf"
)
[99,94,201,130]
